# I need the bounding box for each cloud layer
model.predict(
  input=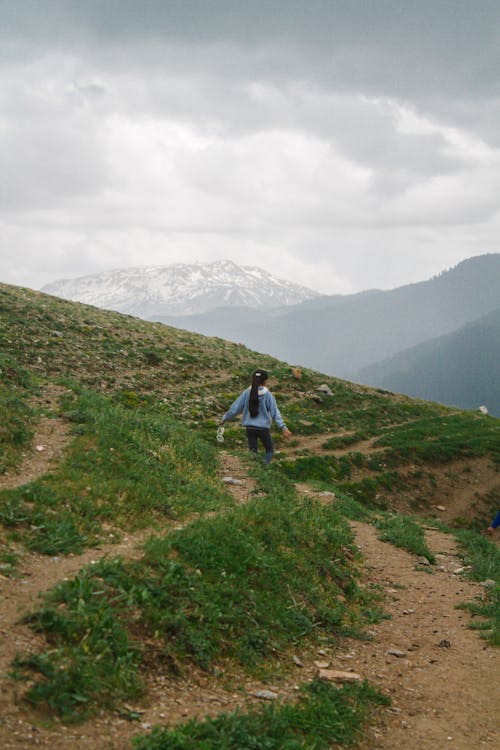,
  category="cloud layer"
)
[1,1,499,293]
